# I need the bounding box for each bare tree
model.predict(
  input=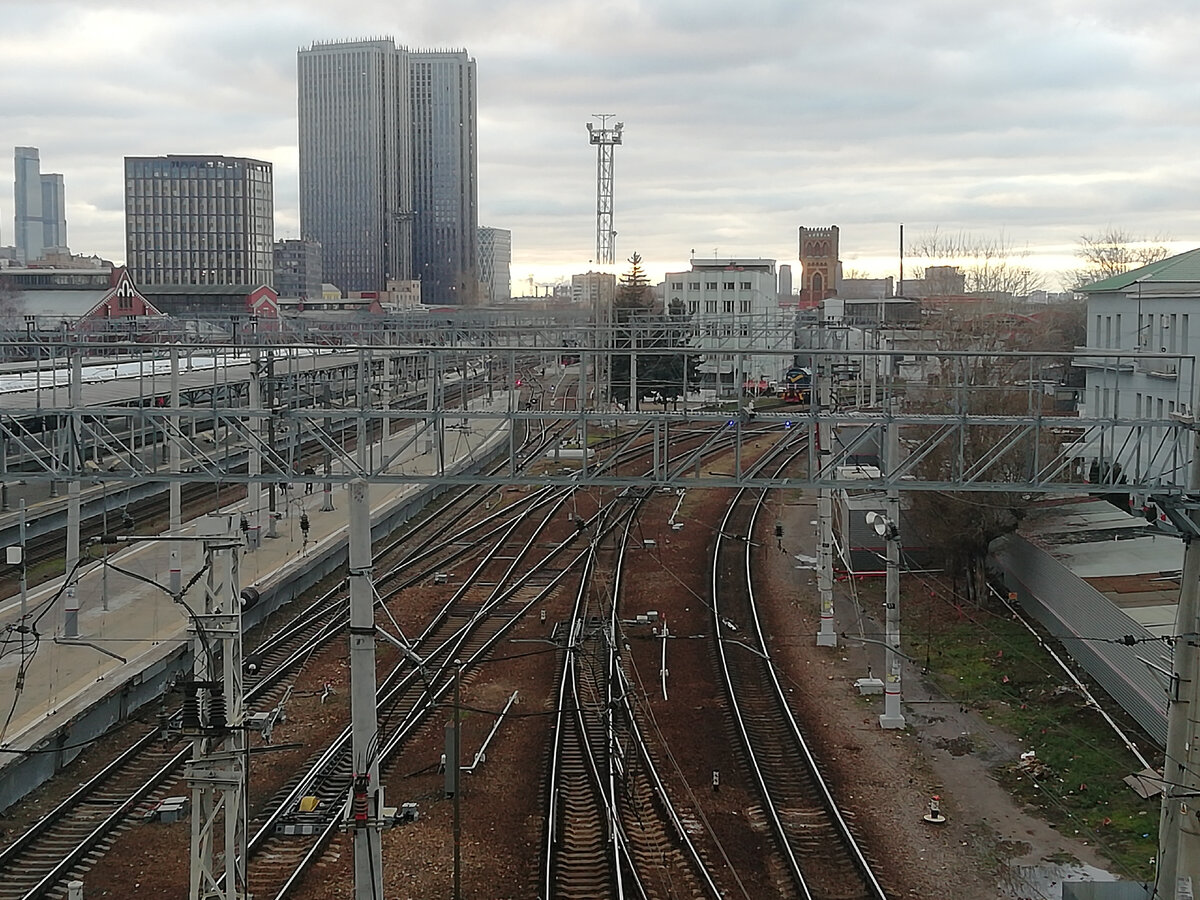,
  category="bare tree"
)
[1068,228,1171,289]
[908,228,1047,296]
[906,362,1057,603]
